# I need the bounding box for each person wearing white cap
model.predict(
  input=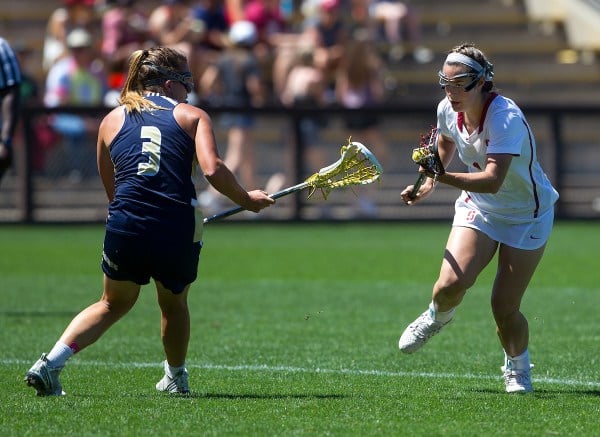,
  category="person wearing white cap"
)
[42,0,97,72]
[398,43,559,394]
[197,20,271,213]
[44,27,107,181]
[228,20,258,47]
